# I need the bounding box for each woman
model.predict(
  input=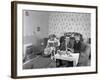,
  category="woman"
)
[73,33,83,53]
[73,33,91,66]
